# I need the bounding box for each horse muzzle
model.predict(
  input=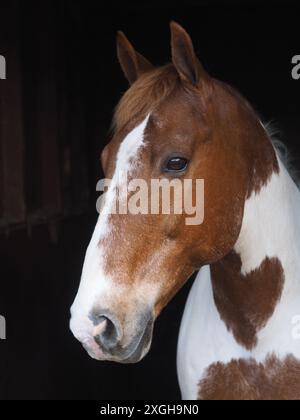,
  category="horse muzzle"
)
[71,309,155,364]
